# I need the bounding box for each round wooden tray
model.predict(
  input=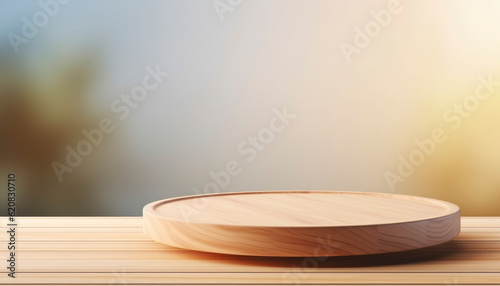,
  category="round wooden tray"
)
[143,191,460,257]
